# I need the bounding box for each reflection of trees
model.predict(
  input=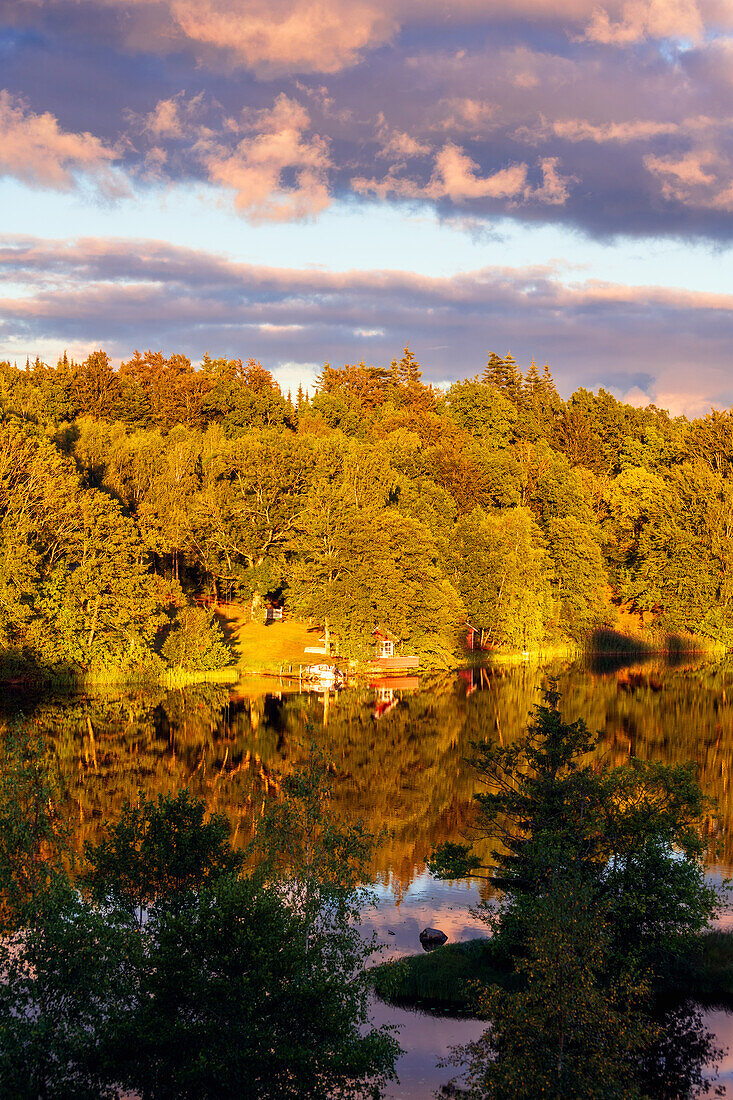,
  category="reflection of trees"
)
[5,657,733,888]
